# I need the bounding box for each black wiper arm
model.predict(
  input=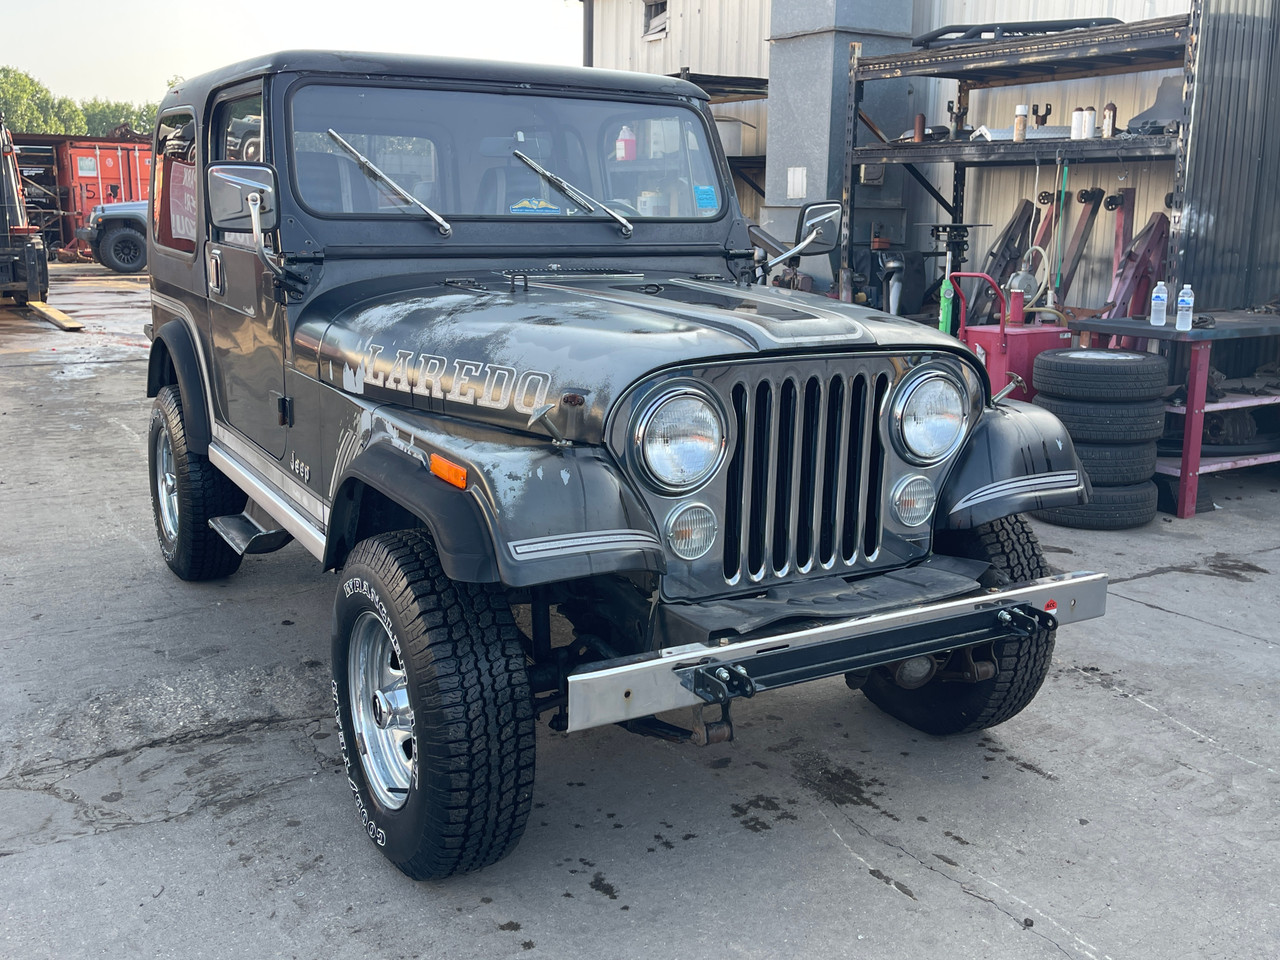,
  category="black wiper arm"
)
[327,129,452,238]
[513,150,633,239]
